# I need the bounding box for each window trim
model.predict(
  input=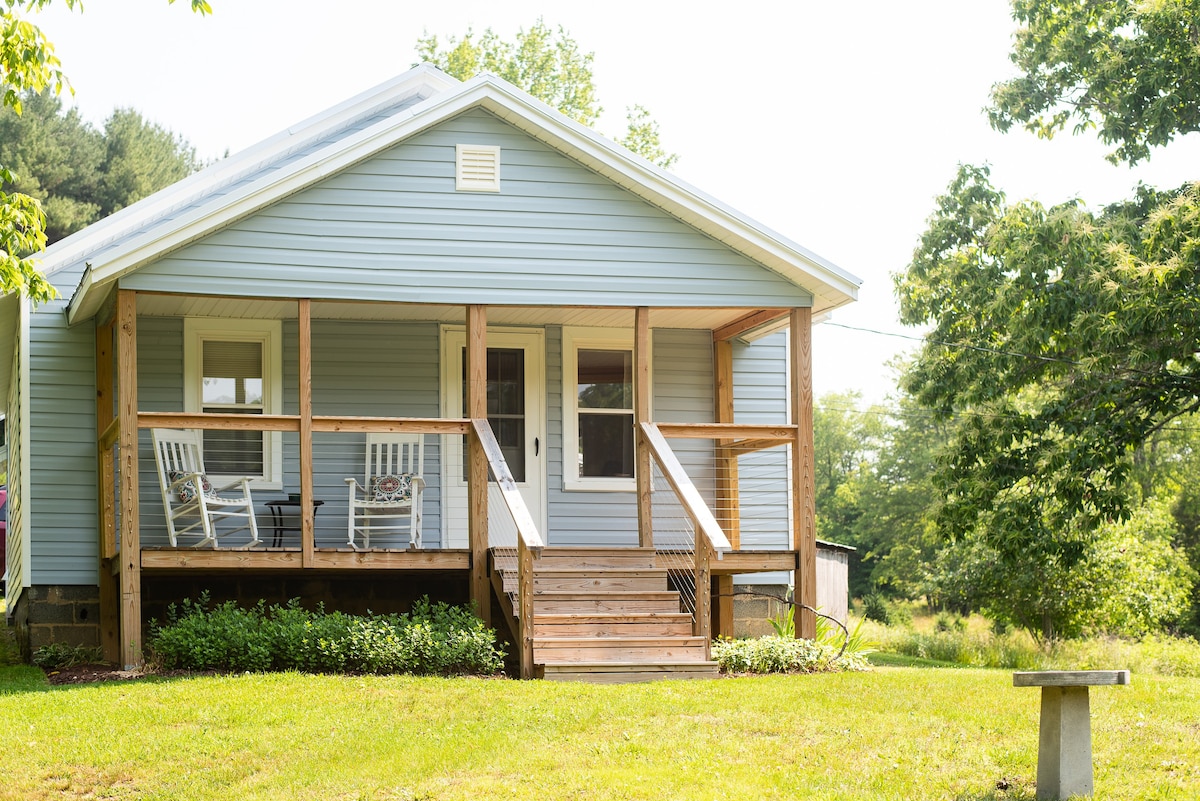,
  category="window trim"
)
[183,318,283,490]
[561,326,649,492]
